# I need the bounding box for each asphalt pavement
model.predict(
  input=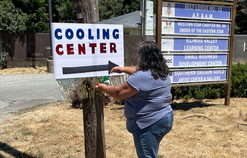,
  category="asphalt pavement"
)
[0,74,65,123]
